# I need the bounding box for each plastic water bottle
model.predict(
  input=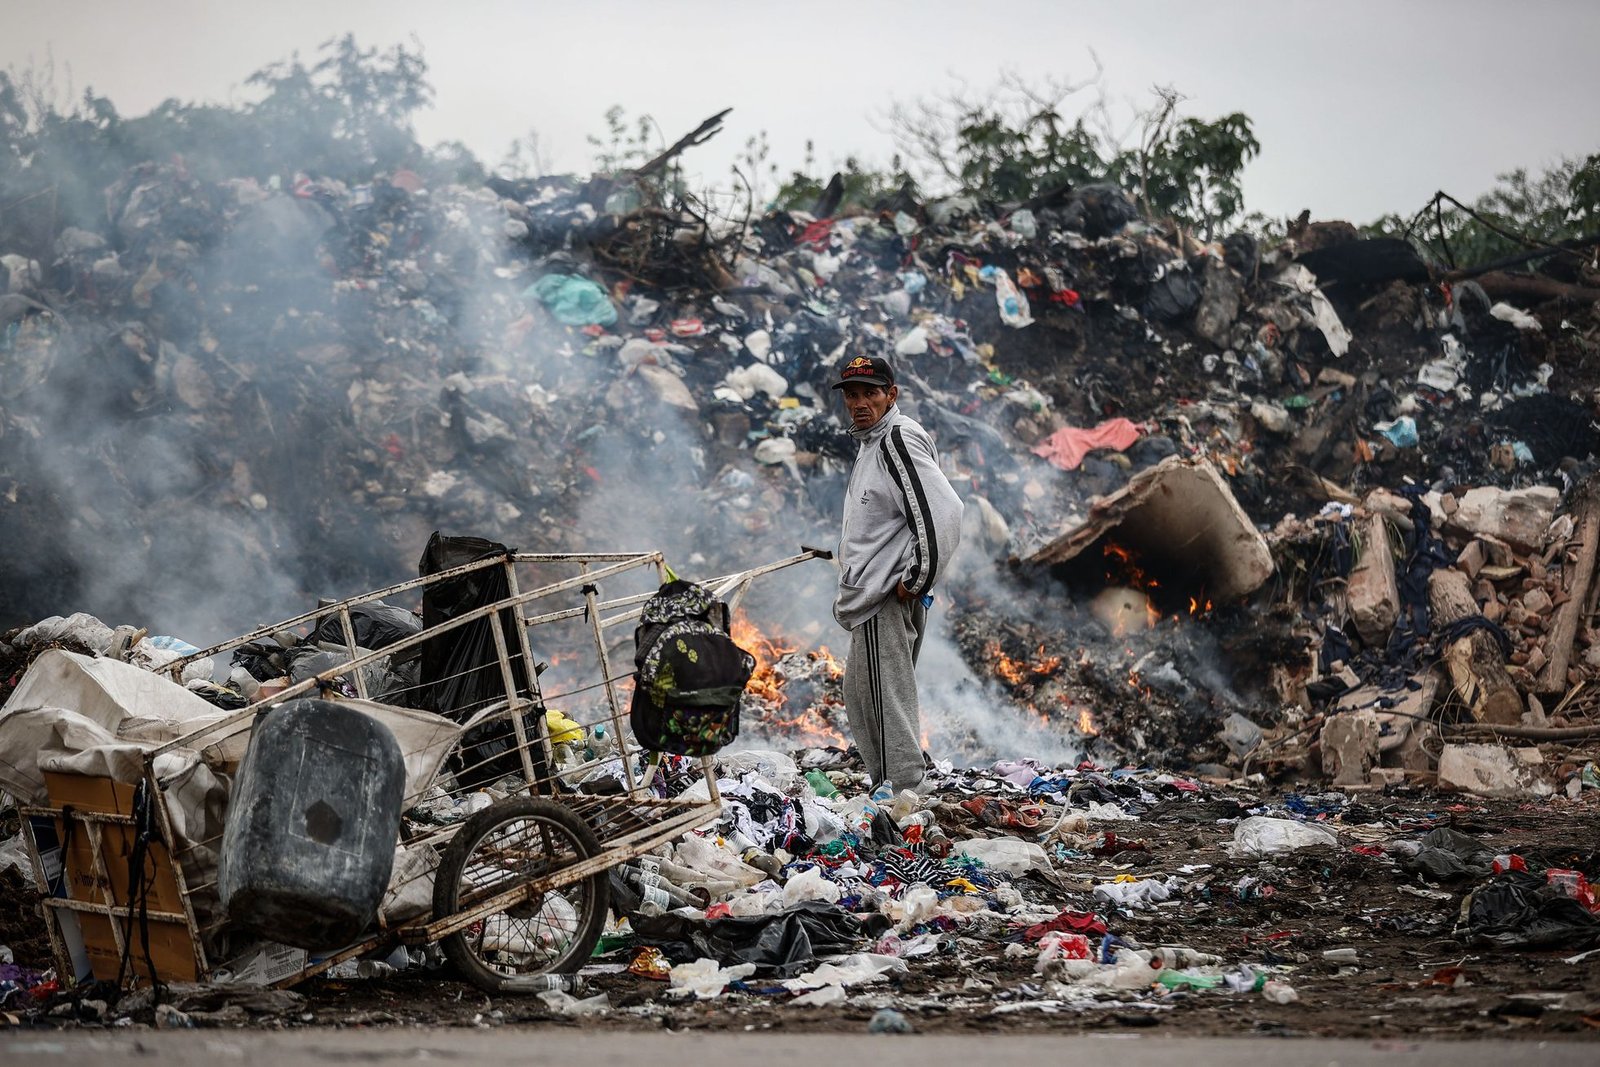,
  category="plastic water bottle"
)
[859,781,894,836]
[1149,946,1223,970]
[1262,979,1299,1004]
